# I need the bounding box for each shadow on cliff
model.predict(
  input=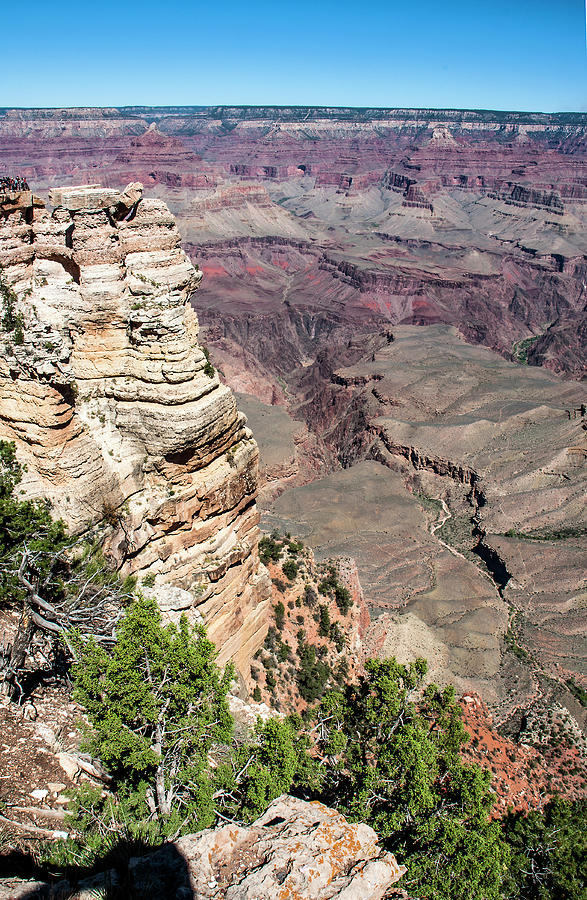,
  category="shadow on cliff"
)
[0,838,194,899]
